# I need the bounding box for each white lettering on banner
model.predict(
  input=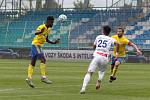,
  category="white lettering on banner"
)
[43,50,94,60]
